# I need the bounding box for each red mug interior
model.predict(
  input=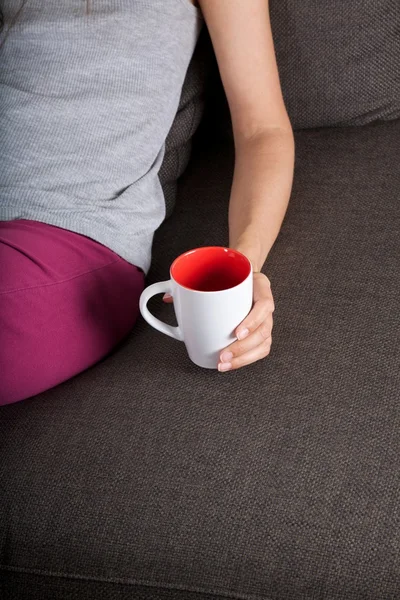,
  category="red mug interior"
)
[171,247,251,292]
